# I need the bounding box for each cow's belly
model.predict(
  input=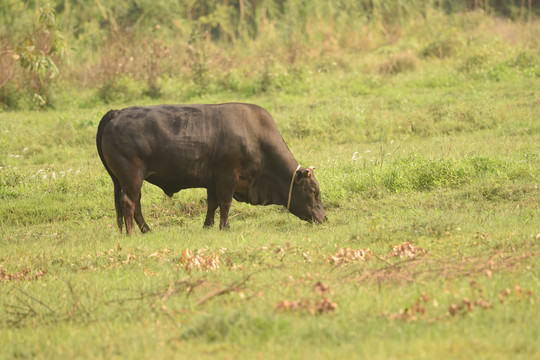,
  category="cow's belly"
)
[143,148,213,196]
[145,172,208,197]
